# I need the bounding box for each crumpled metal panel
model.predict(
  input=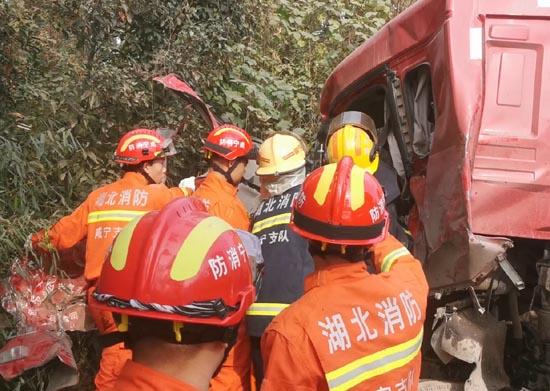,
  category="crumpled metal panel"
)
[155,74,263,213]
[320,0,478,274]
[154,74,221,129]
[416,0,483,262]
[425,234,512,291]
[431,309,510,391]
